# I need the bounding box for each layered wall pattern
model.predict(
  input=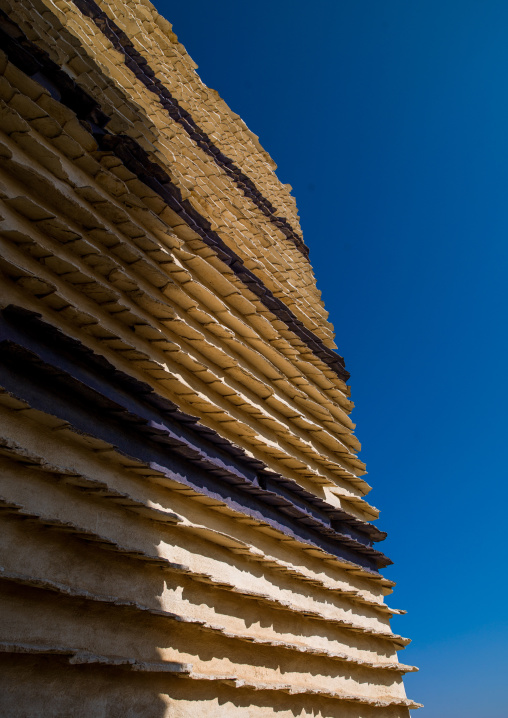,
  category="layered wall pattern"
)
[0,0,419,715]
